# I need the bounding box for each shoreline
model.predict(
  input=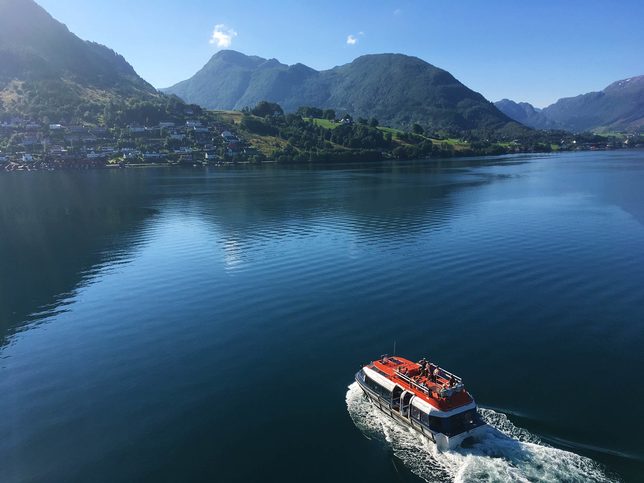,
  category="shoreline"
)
[3,148,642,173]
